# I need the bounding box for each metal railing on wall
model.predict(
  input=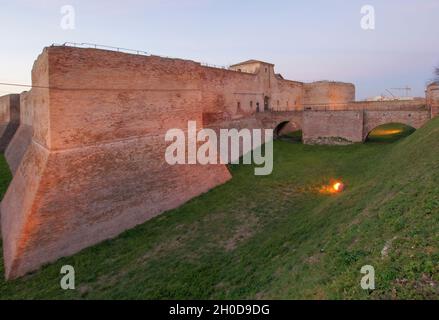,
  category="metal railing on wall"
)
[52,42,233,71]
[303,103,428,112]
[53,42,150,55]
